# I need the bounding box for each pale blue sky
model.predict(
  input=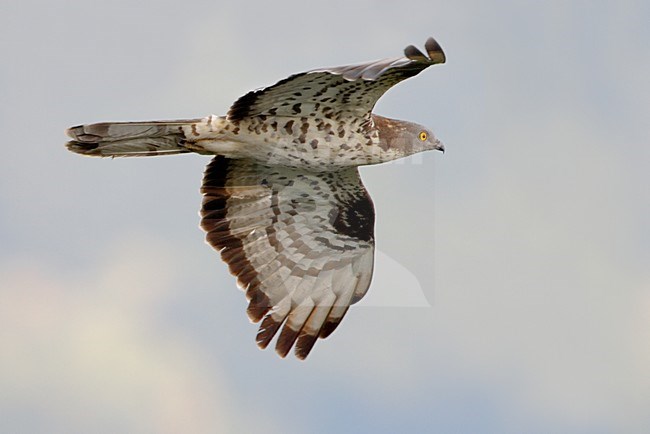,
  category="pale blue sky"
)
[1,1,649,433]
